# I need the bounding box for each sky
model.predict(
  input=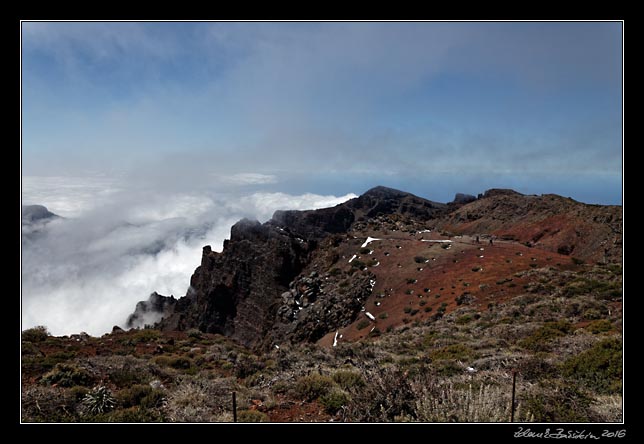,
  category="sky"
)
[21,21,623,336]
[22,21,622,204]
